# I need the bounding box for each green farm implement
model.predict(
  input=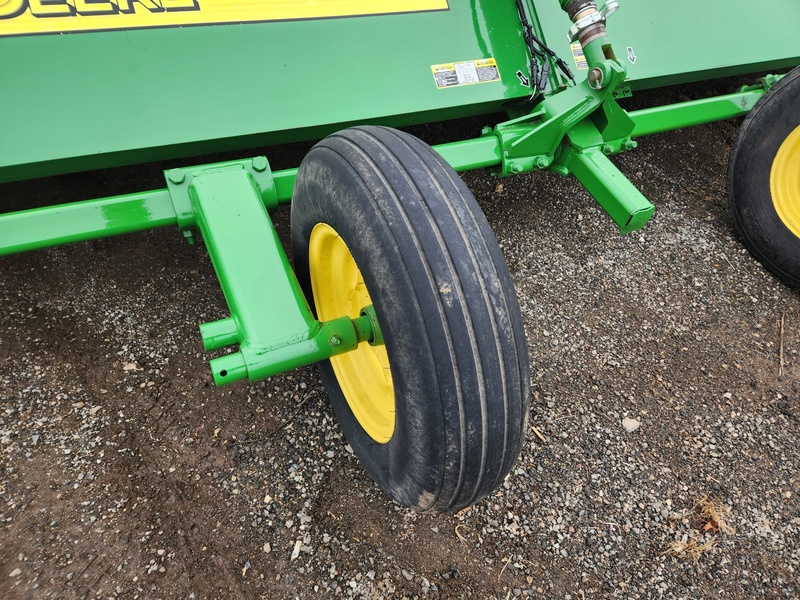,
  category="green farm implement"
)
[2,0,799,512]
